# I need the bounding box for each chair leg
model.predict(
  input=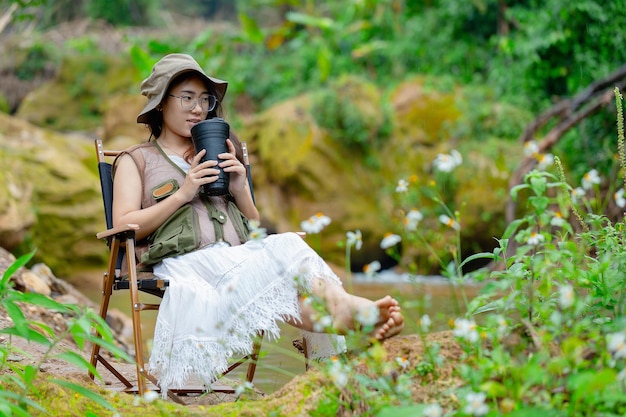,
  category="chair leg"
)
[125,238,148,396]
[89,239,120,380]
[302,337,310,371]
[246,331,264,383]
